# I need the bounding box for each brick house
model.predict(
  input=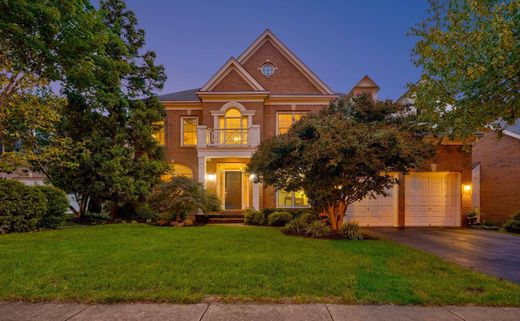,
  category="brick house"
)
[156,29,473,227]
[472,121,520,224]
